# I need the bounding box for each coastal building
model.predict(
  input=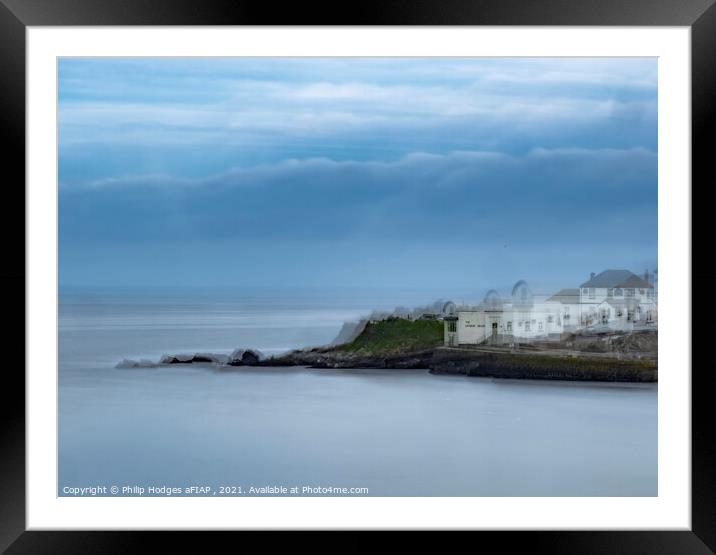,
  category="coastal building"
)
[577,269,657,329]
[448,282,564,346]
[444,269,657,346]
[546,288,581,332]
